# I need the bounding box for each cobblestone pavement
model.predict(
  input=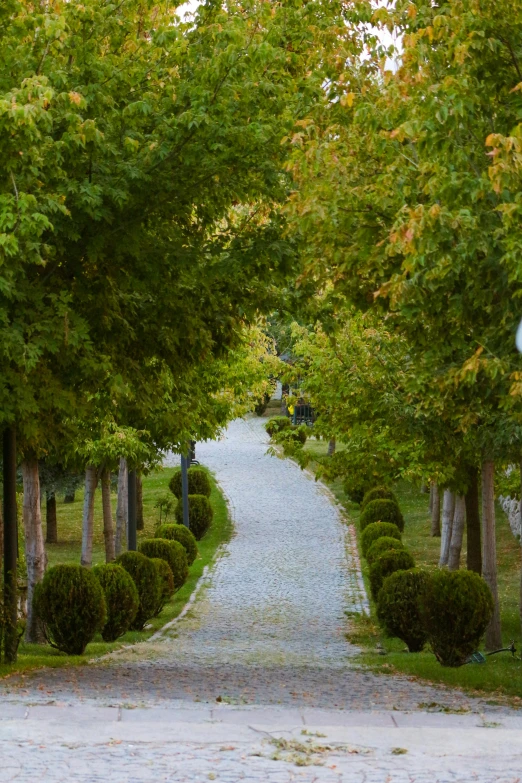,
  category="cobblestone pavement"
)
[1,417,521,781]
